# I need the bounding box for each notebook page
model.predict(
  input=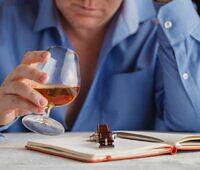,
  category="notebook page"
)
[27,133,170,158]
[117,131,200,145]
